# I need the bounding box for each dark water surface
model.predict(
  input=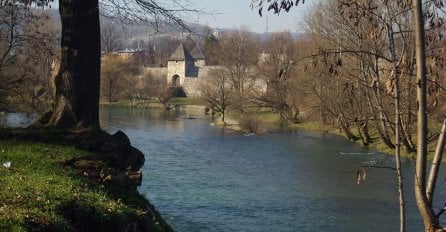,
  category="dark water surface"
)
[100,107,446,232]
